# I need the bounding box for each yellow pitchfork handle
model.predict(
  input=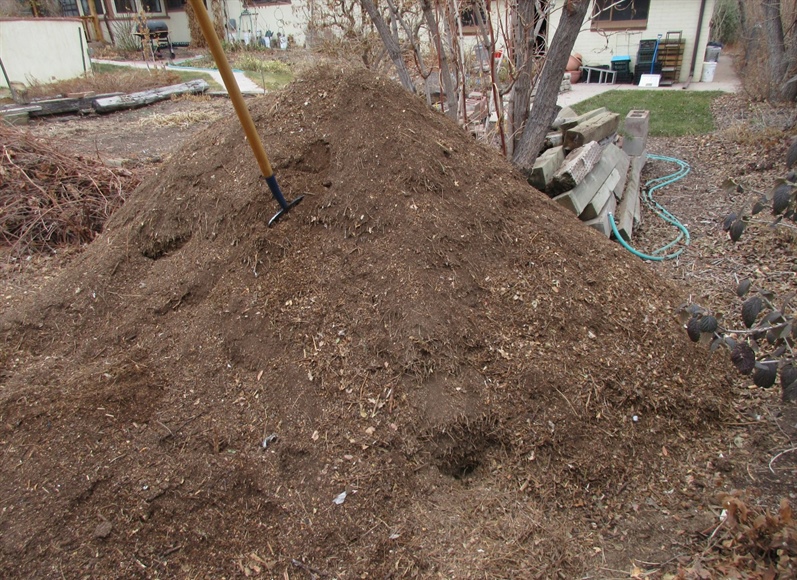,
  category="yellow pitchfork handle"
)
[186,0,302,225]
